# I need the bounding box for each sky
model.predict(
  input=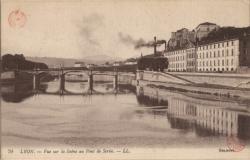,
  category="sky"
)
[2,0,250,60]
